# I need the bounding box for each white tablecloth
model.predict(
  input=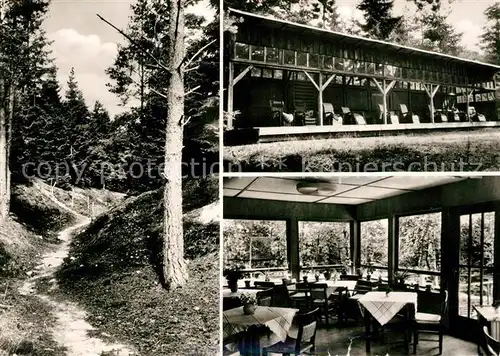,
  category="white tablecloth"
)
[358,291,417,326]
[474,306,500,341]
[223,306,298,348]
